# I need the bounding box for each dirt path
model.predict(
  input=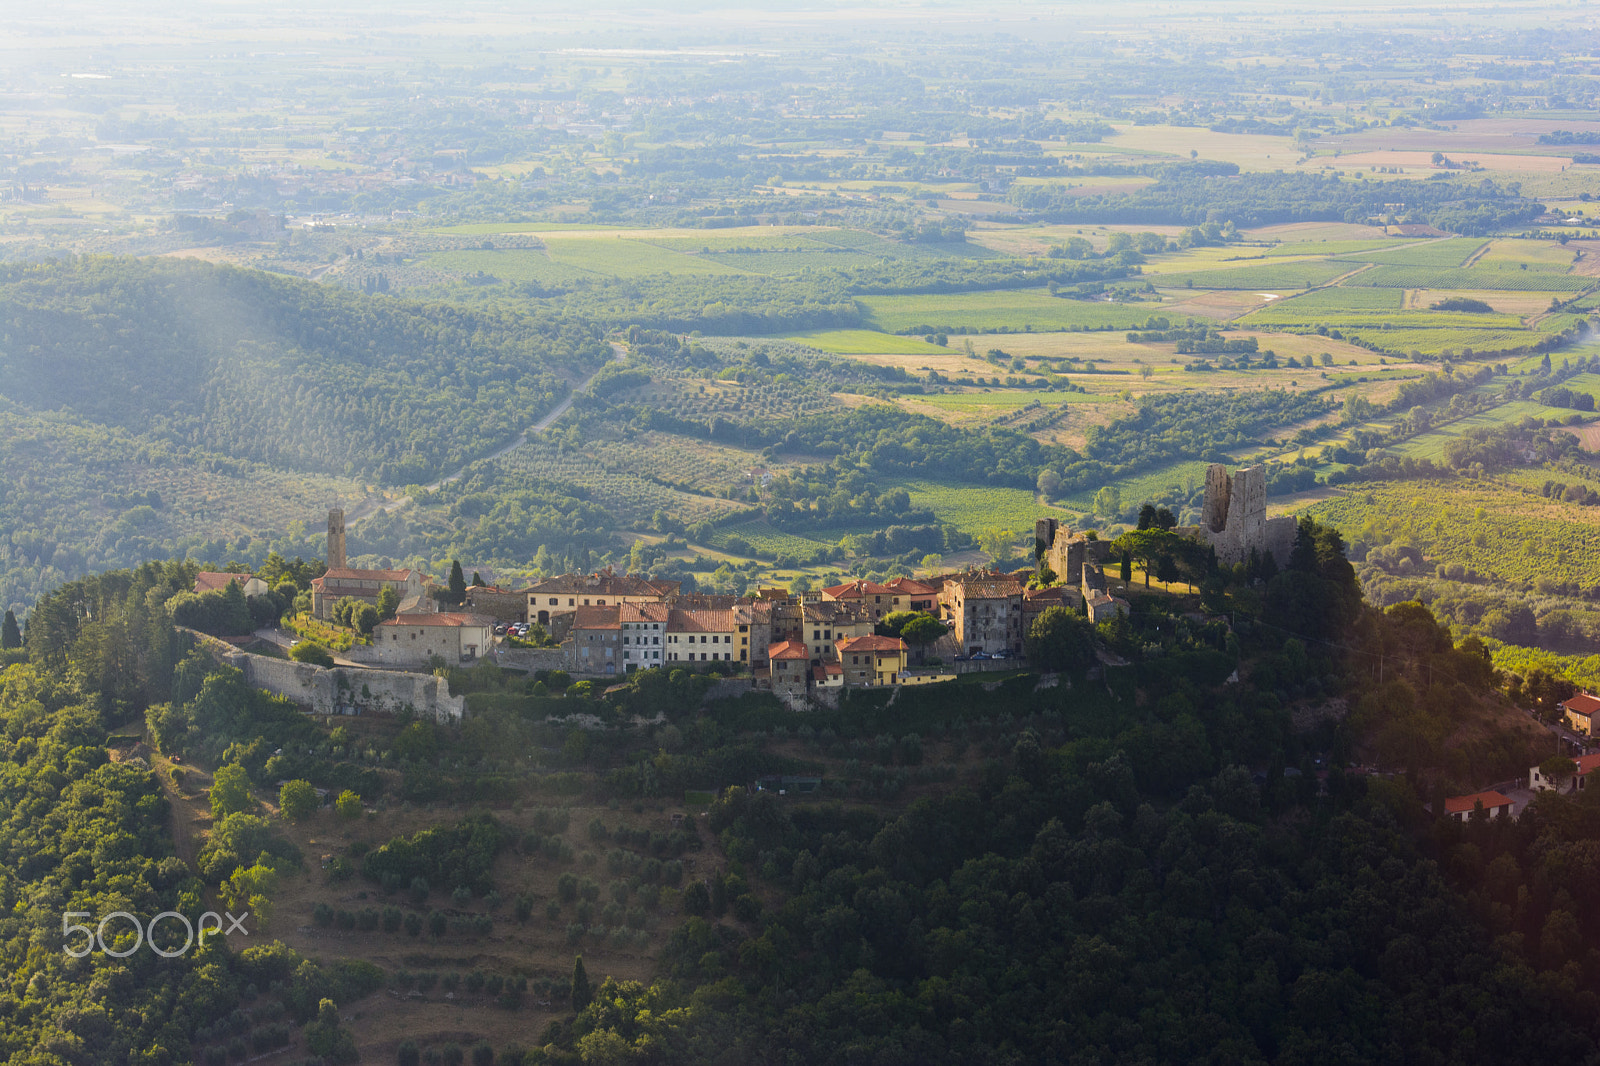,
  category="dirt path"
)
[344,342,621,524]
